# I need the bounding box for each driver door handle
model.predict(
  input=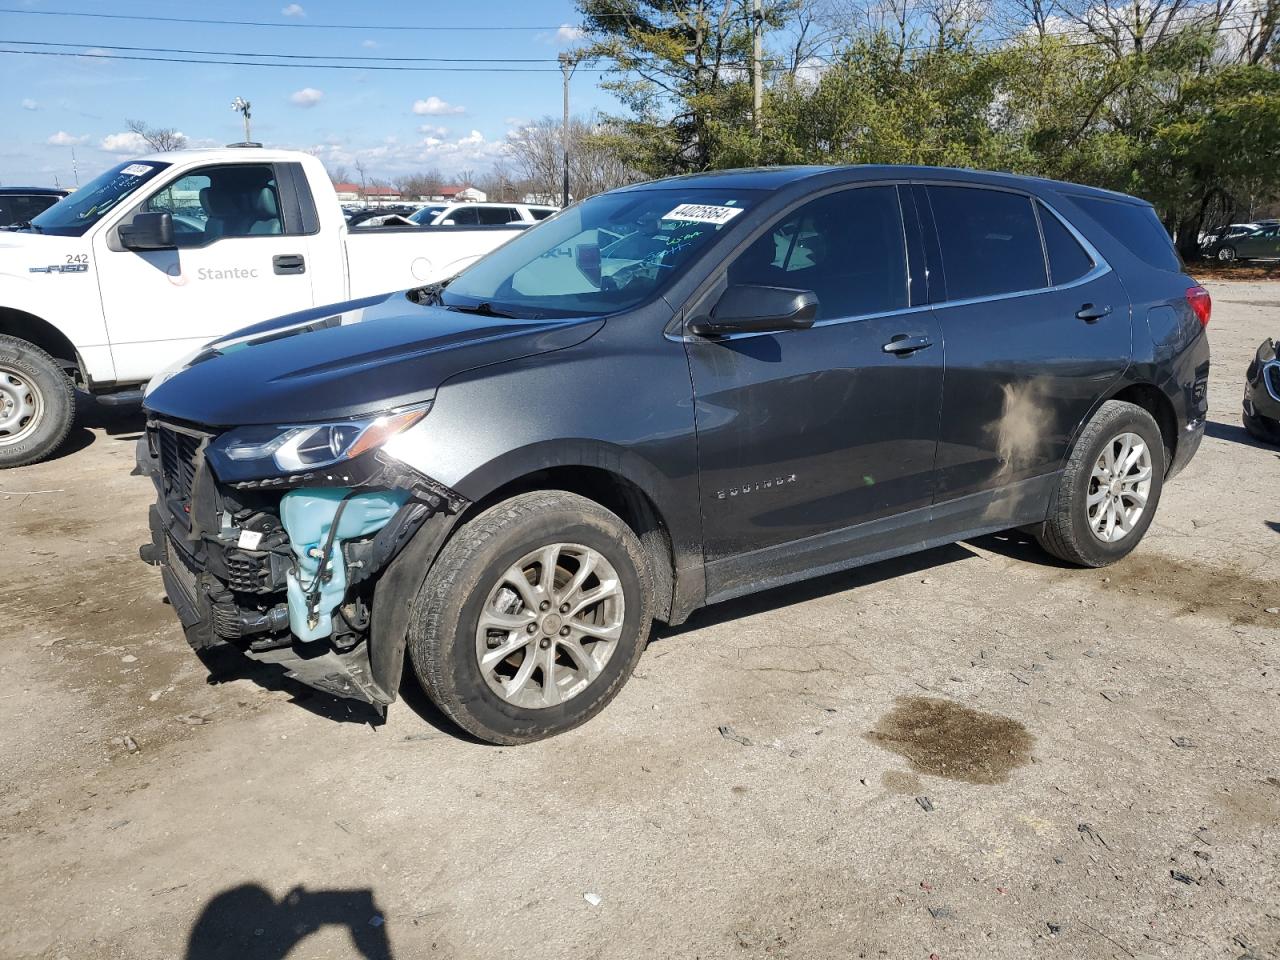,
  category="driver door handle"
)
[273,254,306,275]
[882,334,933,356]
[1076,303,1111,322]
